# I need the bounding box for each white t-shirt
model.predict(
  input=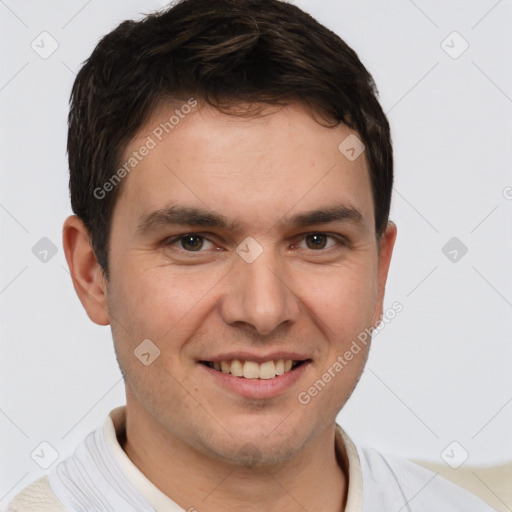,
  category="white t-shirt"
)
[7,407,497,511]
